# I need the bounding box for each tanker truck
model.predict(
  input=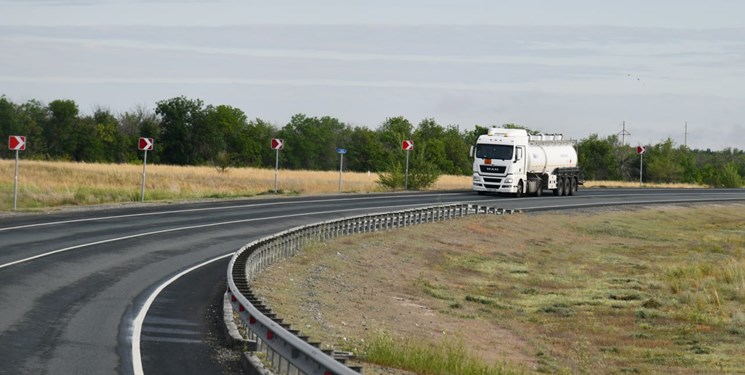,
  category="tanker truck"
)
[469,127,583,197]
